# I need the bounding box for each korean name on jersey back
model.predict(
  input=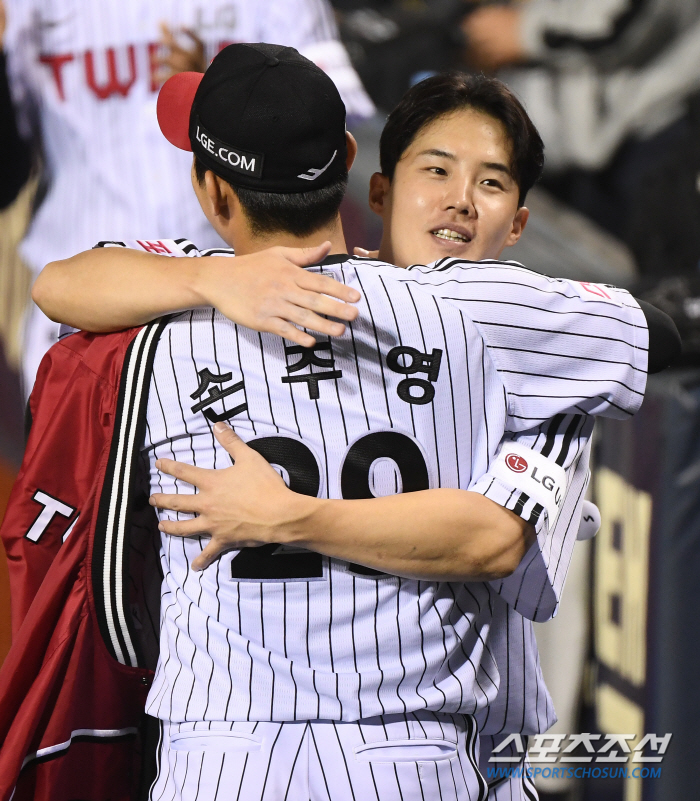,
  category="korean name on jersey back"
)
[142,251,647,724]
